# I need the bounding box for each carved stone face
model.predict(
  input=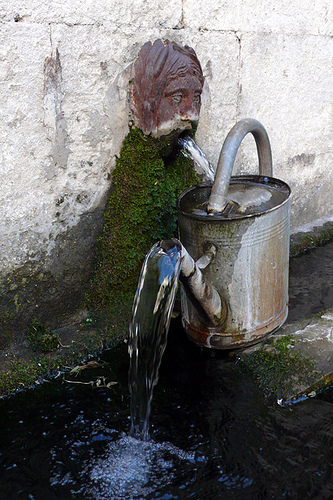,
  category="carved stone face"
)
[129,39,204,137]
[154,74,202,137]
